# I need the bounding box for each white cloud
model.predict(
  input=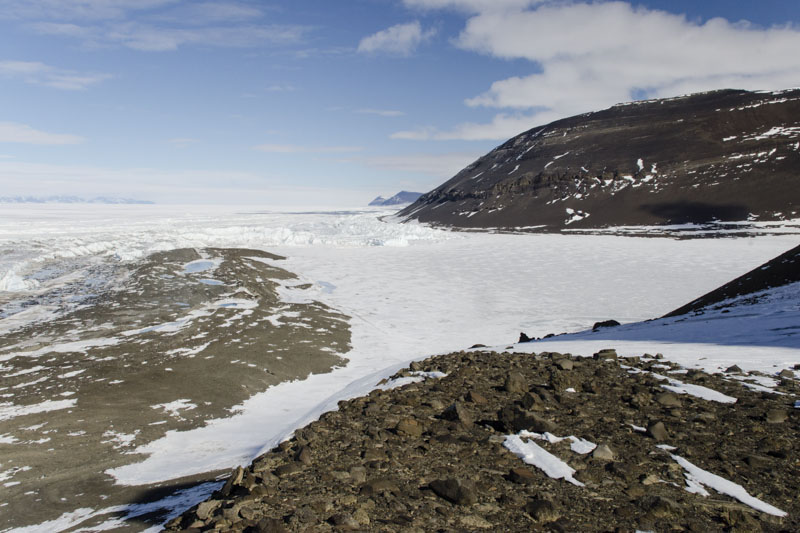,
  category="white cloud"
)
[0,122,84,145]
[356,108,406,117]
[253,144,364,154]
[362,152,483,178]
[399,1,800,141]
[357,21,436,56]
[7,1,309,51]
[0,60,111,90]
[403,0,542,13]
[0,0,175,21]
[391,111,562,141]
[98,22,307,51]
